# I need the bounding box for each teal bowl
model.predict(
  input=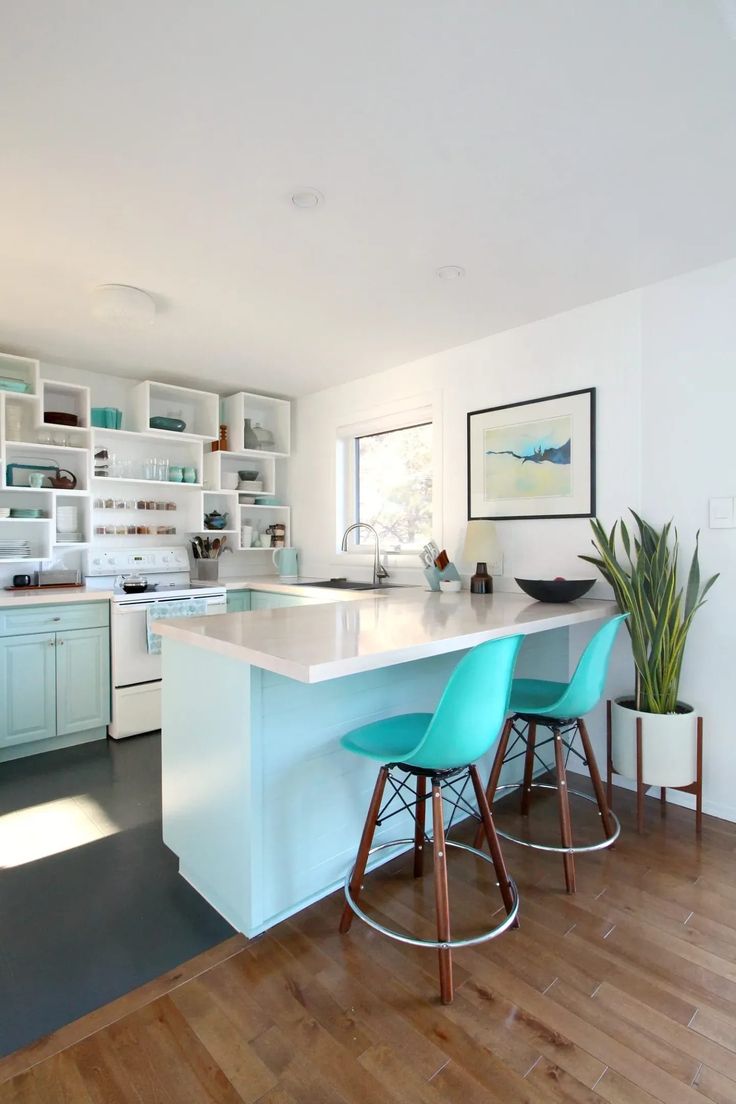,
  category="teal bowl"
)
[150,415,186,433]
